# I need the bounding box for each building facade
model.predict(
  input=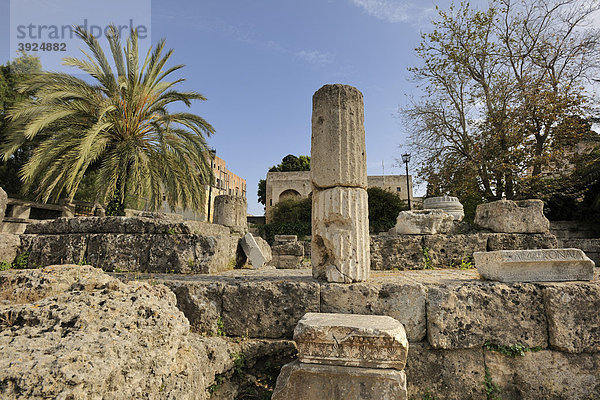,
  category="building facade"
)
[265,171,413,222]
